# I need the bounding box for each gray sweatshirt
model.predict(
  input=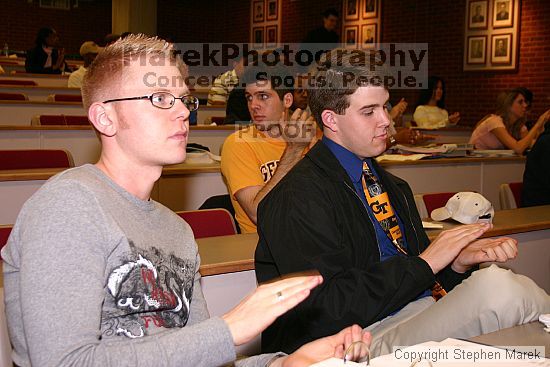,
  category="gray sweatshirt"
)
[2,164,277,367]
